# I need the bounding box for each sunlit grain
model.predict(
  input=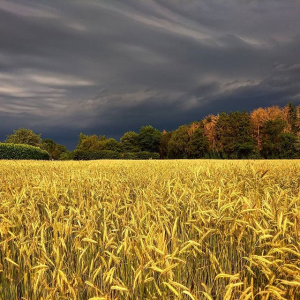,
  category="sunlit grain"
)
[0,160,300,299]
